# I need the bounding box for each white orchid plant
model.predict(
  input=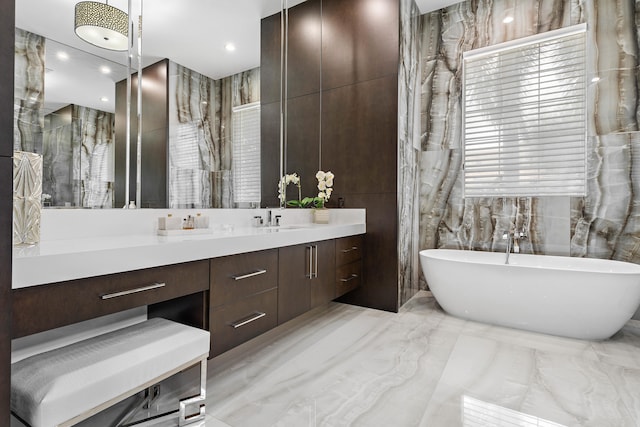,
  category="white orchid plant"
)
[315,170,334,208]
[278,173,301,205]
[278,170,335,208]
